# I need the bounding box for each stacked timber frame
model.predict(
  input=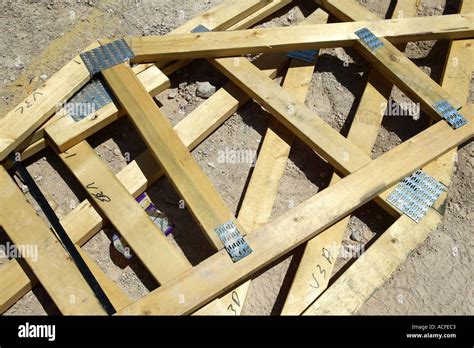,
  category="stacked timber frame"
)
[0,0,472,315]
